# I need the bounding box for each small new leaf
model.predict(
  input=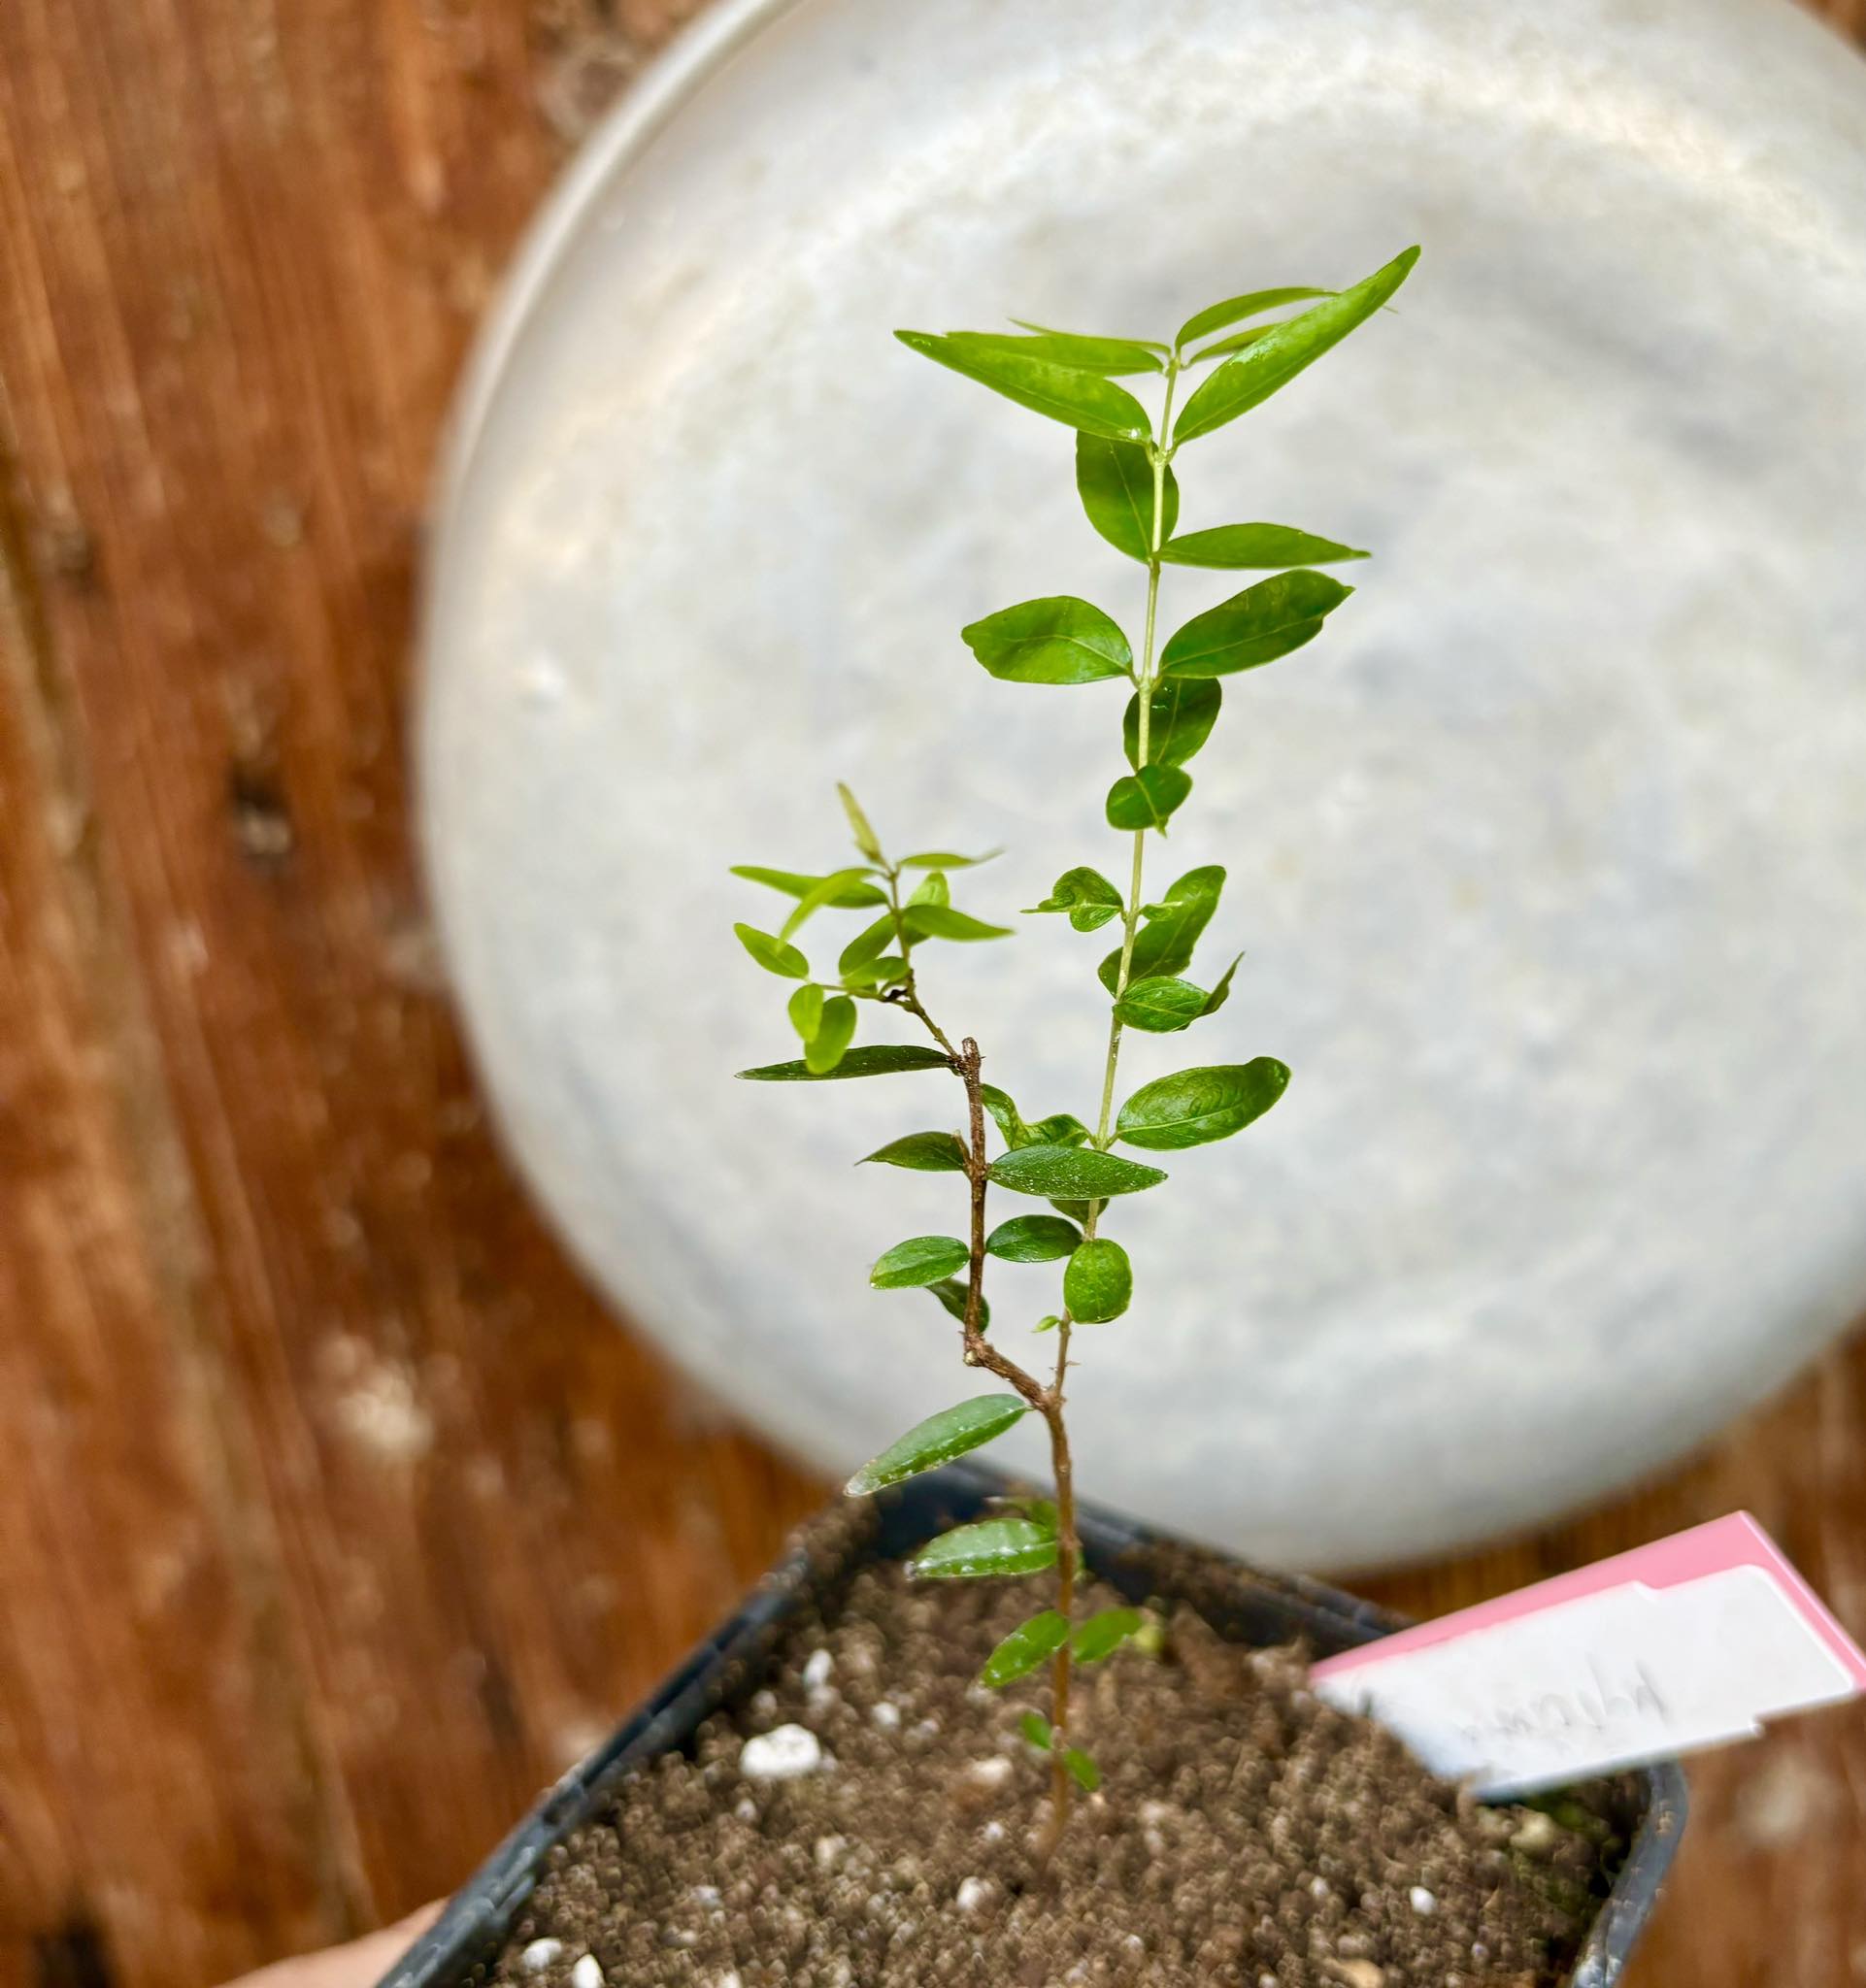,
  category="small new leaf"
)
[1160,523,1368,569]
[1026,1112,1092,1147]
[1116,1058,1291,1150]
[1076,432,1179,563]
[1176,284,1333,351]
[738,1044,951,1081]
[1020,1710,1054,1750]
[1062,1747,1101,1792]
[988,1144,1166,1199]
[962,597,1133,686]
[870,1235,972,1289]
[845,1394,1029,1496]
[902,904,1014,943]
[839,913,898,977]
[837,782,884,863]
[781,867,883,940]
[894,331,1152,444]
[908,1517,1060,1580]
[860,1131,969,1173]
[984,1213,1082,1263]
[1098,866,1224,994]
[733,924,808,979]
[979,1610,1071,1688]
[1160,572,1353,679]
[1072,1607,1146,1664]
[731,865,886,909]
[804,995,856,1074]
[1123,679,1221,771]
[1063,1238,1132,1323]
[901,849,1000,869]
[1026,866,1124,932]
[1106,764,1191,833]
[787,982,825,1044]
[926,1278,990,1331]
[946,329,1163,376]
